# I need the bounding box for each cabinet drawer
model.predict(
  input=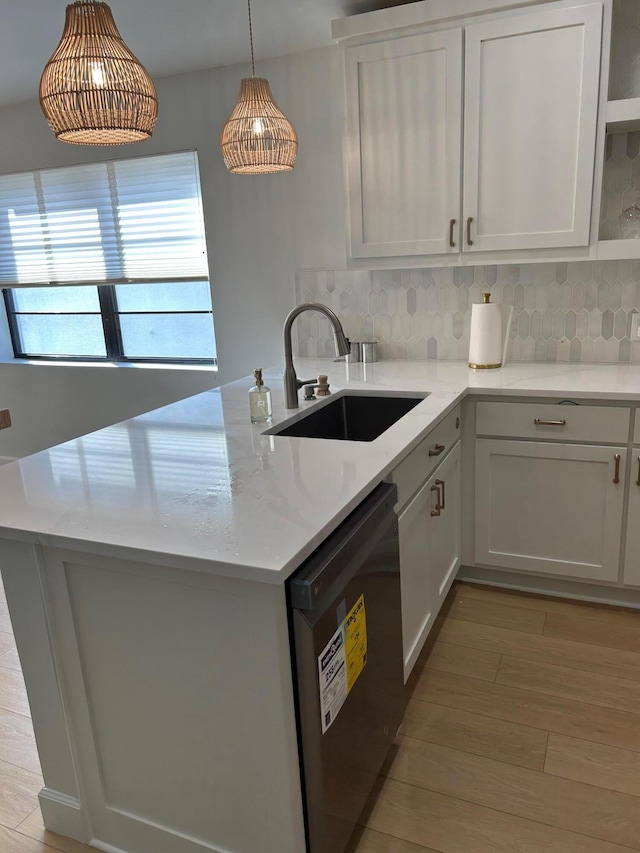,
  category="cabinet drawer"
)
[392,406,460,510]
[633,411,640,445]
[476,402,629,444]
